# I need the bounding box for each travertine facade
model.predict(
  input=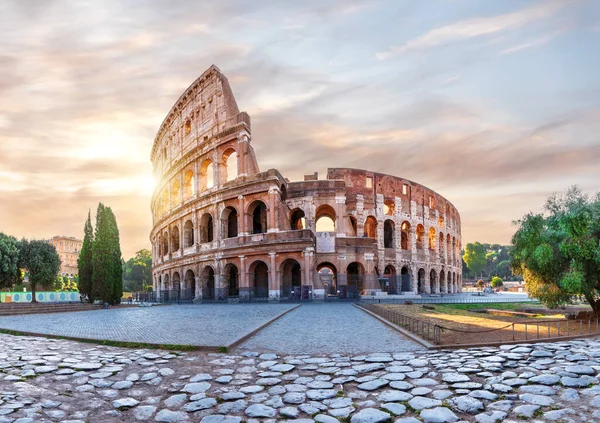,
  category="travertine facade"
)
[48,236,82,277]
[150,66,462,301]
